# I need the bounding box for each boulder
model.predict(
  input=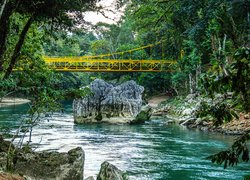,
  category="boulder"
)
[0,137,84,180]
[130,105,152,124]
[97,161,128,180]
[73,79,144,124]
[14,147,84,180]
